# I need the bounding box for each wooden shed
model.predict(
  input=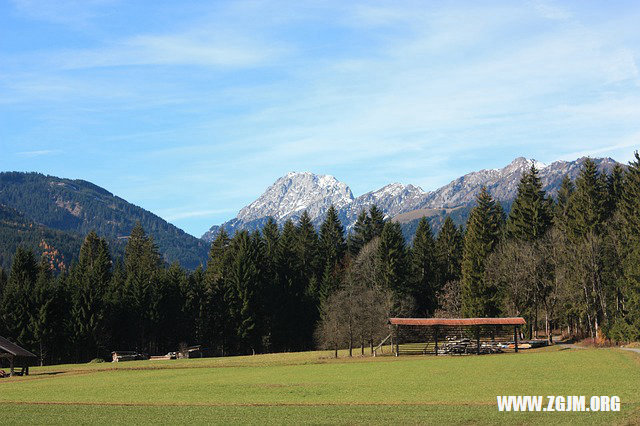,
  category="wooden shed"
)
[383,317,526,356]
[0,336,37,377]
